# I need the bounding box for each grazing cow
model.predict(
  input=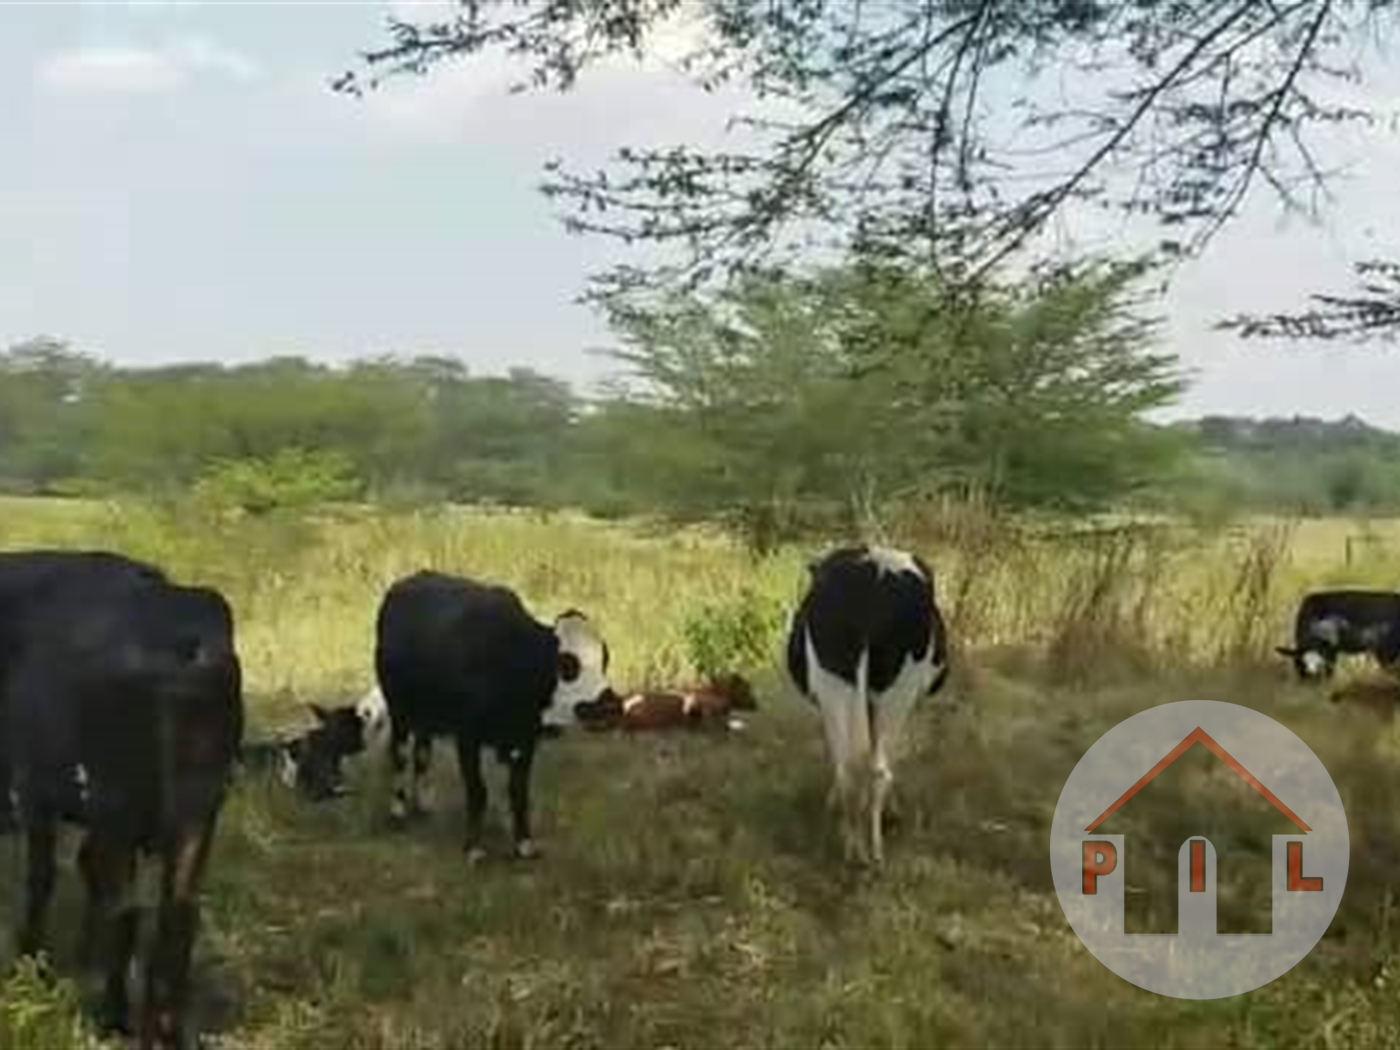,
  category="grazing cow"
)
[575,672,759,733]
[239,702,370,801]
[374,571,618,862]
[1275,589,1400,680]
[6,572,242,1050]
[0,550,169,833]
[785,544,949,866]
